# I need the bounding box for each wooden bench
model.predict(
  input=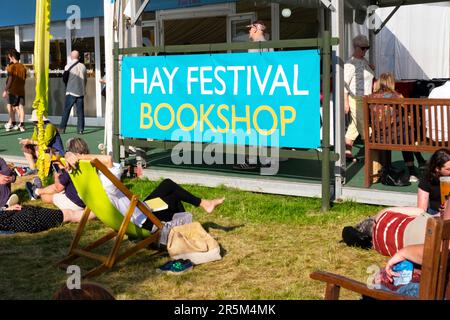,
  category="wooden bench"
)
[310,217,450,300]
[362,97,450,187]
